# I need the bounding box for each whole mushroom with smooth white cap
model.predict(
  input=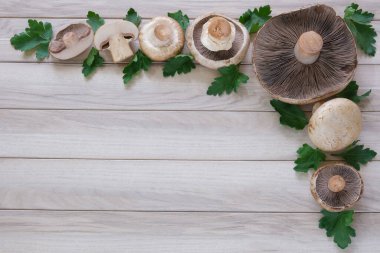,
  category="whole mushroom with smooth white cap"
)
[308,98,362,153]
[94,20,139,63]
[253,5,357,104]
[311,163,363,212]
[139,16,184,61]
[49,23,94,60]
[186,13,250,69]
